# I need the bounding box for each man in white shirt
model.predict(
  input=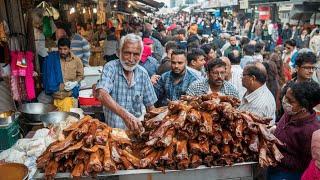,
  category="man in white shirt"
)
[239,62,276,125]
[227,49,247,98]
